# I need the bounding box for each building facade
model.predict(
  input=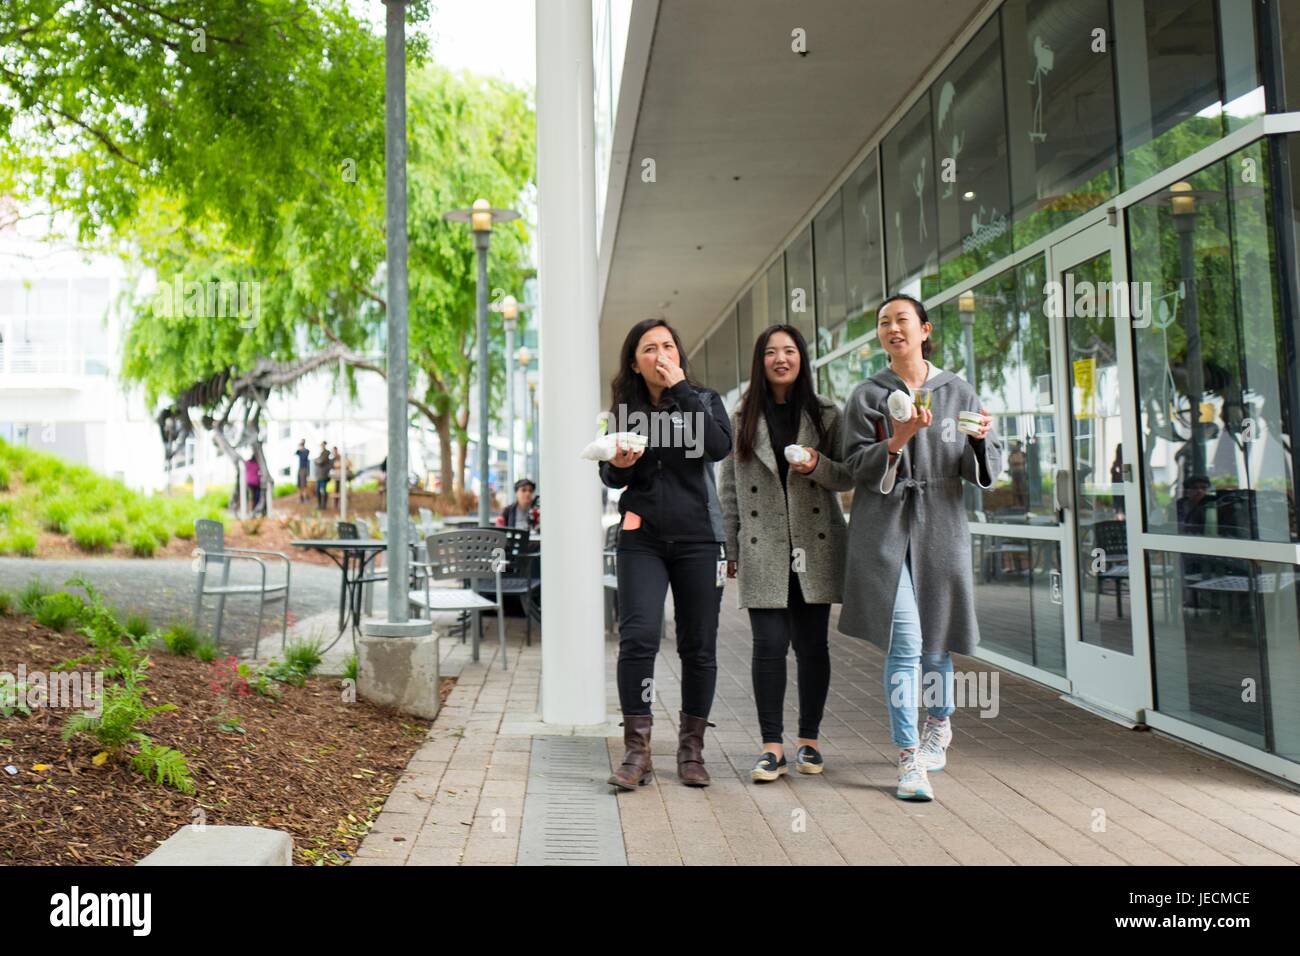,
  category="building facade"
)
[596,0,1300,781]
